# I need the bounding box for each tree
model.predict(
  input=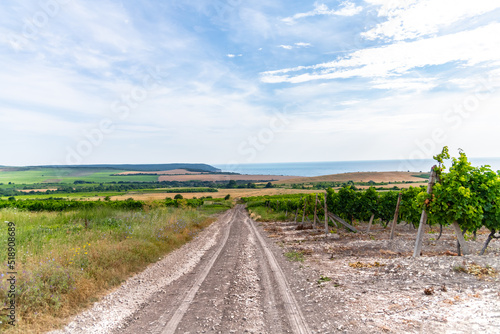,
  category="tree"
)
[224,194,231,200]
[265,182,273,188]
[174,194,183,200]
